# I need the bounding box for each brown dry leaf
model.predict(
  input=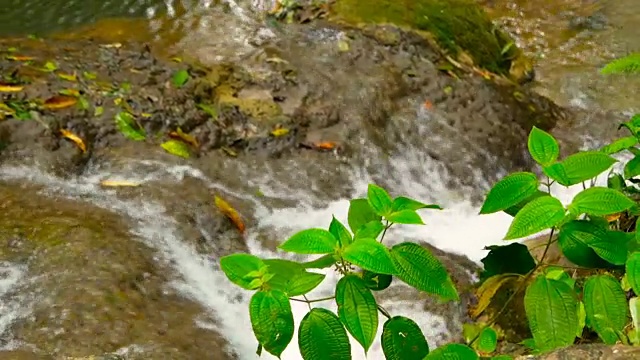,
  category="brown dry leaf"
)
[100,179,141,187]
[43,95,77,110]
[59,129,87,153]
[605,213,622,222]
[0,83,24,92]
[6,55,34,61]
[423,100,433,110]
[469,273,522,319]
[168,127,199,148]
[57,72,78,82]
[214,195,245,234]
[313,141,337,151]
